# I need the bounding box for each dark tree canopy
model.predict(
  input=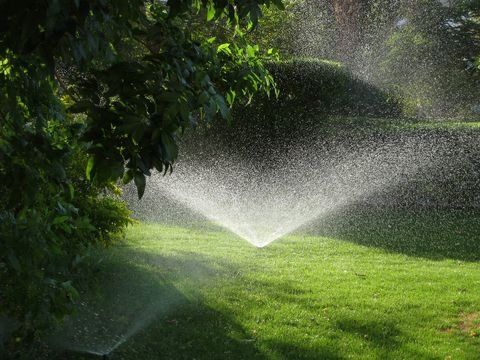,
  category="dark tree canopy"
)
[0,0,281,198]
[0,1,282,355]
